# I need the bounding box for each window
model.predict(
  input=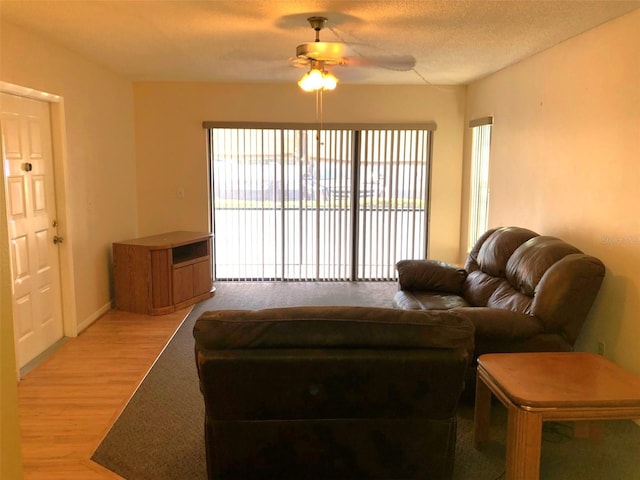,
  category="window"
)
[205,123,434,281]
[468,117,493,250]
